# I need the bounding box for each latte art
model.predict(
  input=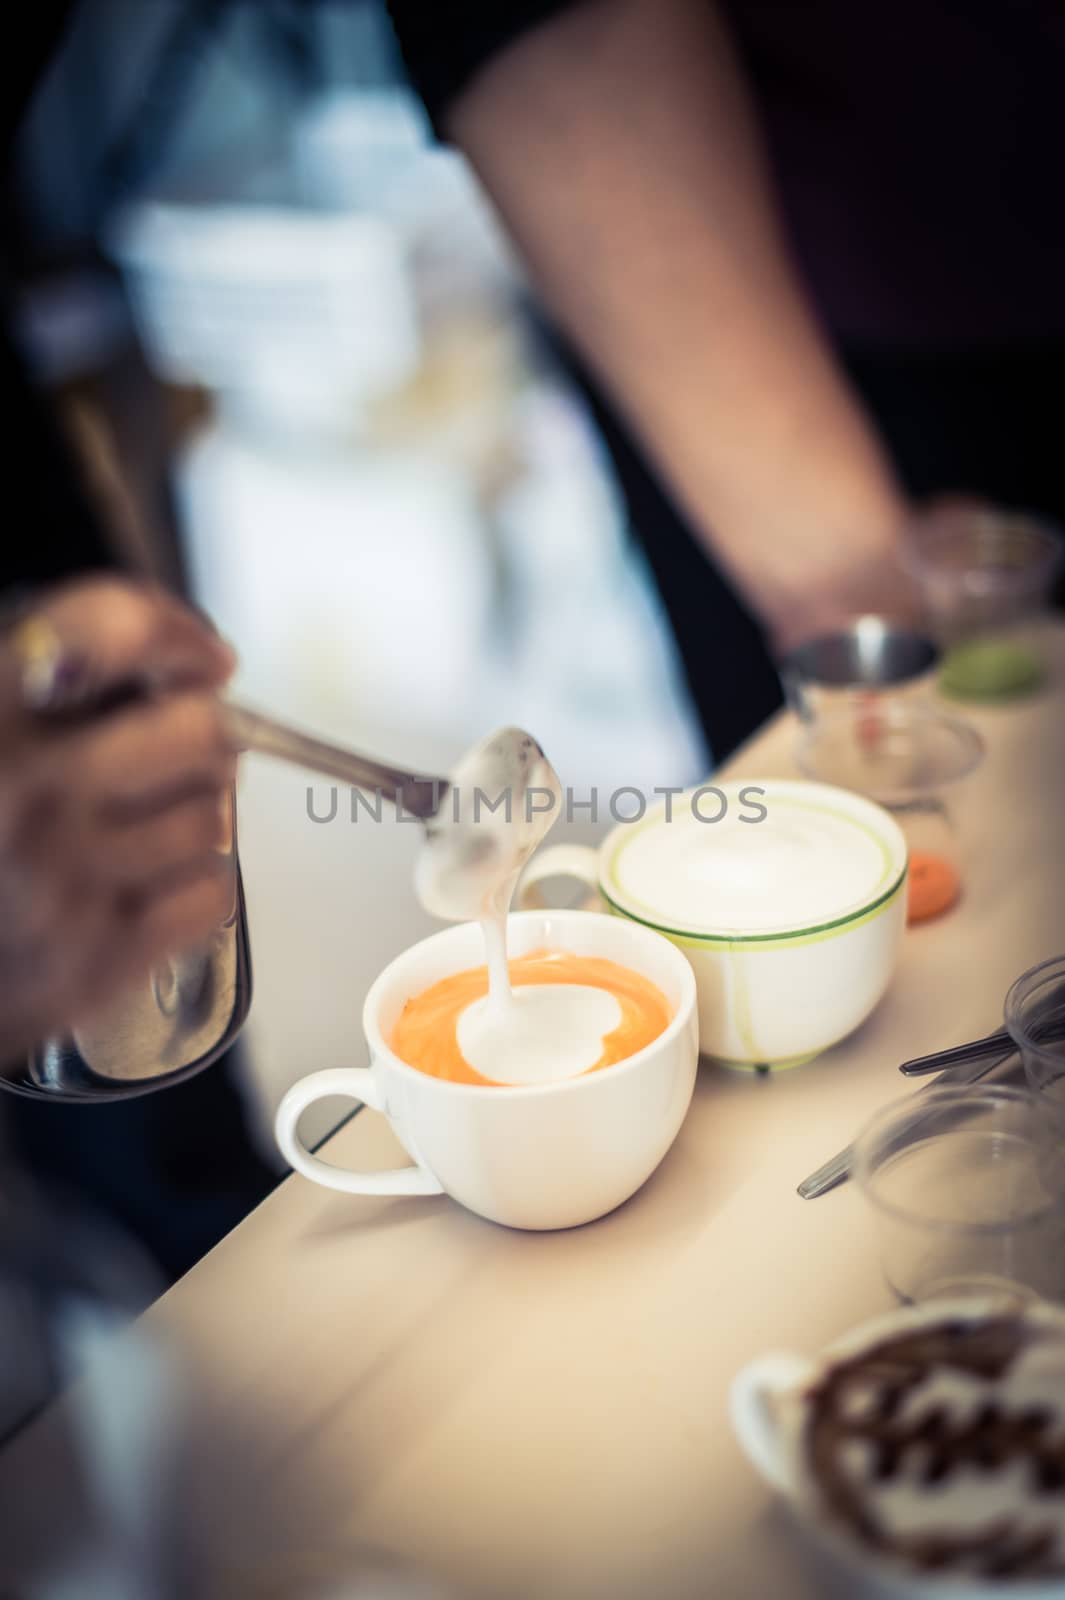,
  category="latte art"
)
[391,950,671,1086]
[457,983,622,1086]
[412,726,576,1084]
[806,1316,1065,1580]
